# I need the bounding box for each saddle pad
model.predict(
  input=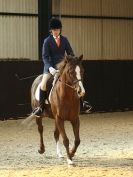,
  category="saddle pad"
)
[35,83,41,101]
